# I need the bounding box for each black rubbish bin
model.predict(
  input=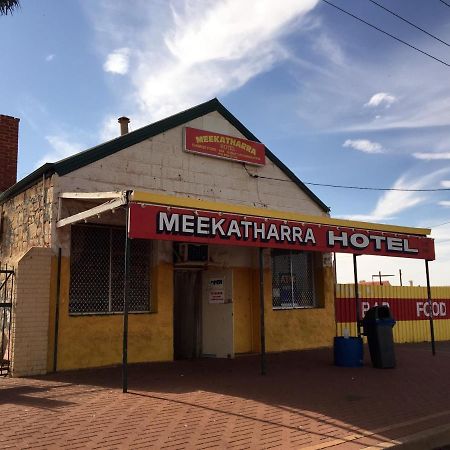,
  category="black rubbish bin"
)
[362,305,396,368]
